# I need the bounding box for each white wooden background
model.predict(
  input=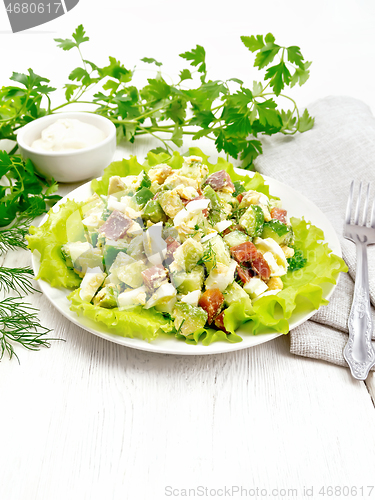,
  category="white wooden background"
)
[1,1,375,499]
